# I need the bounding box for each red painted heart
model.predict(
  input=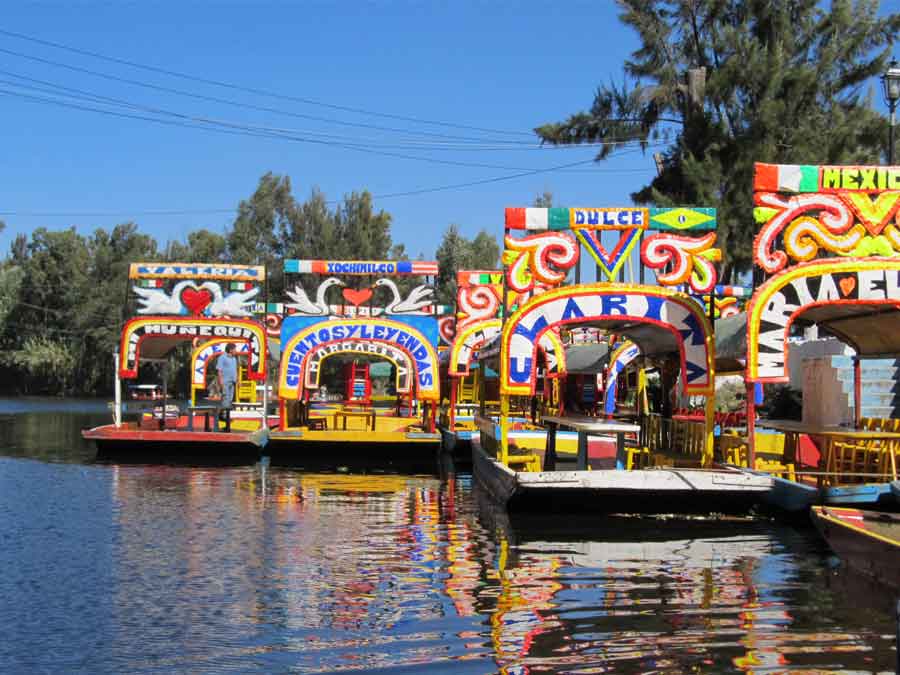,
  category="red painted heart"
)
[342,287,373,307]
[180,286,213,315]
[839,276,856,297]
